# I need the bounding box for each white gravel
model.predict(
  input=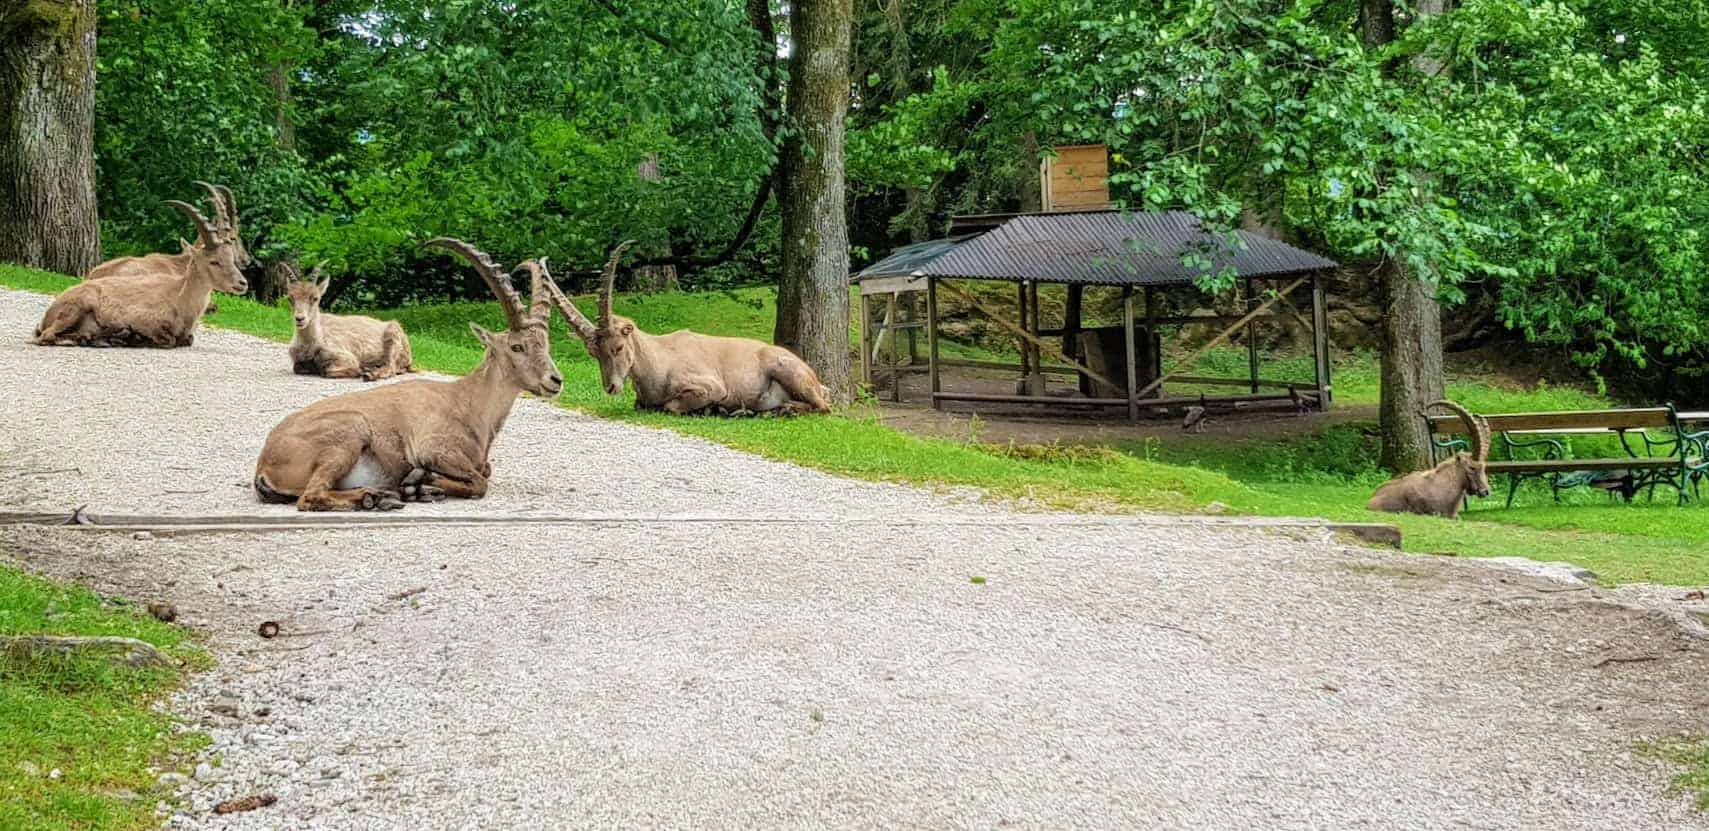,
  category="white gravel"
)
[3,286,1709,829]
